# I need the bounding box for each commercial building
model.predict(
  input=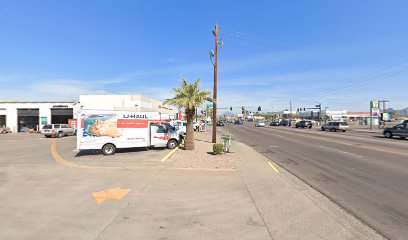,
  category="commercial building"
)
[298,110,373,123]
[0,101,78,132]
[79,95,179,119]
[0,95,179,133]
